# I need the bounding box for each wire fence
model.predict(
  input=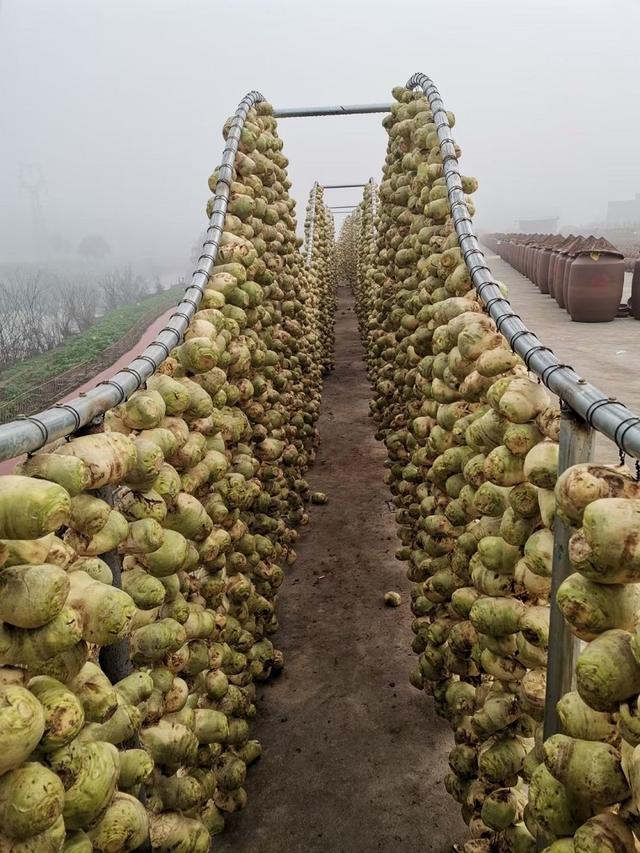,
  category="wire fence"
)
[0,303,173,424]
